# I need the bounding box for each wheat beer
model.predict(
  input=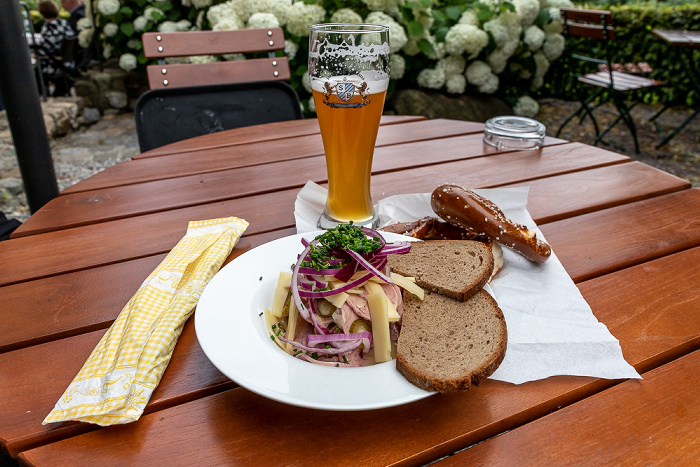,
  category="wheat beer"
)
[312,77,387,223]
[309,24,390,229]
